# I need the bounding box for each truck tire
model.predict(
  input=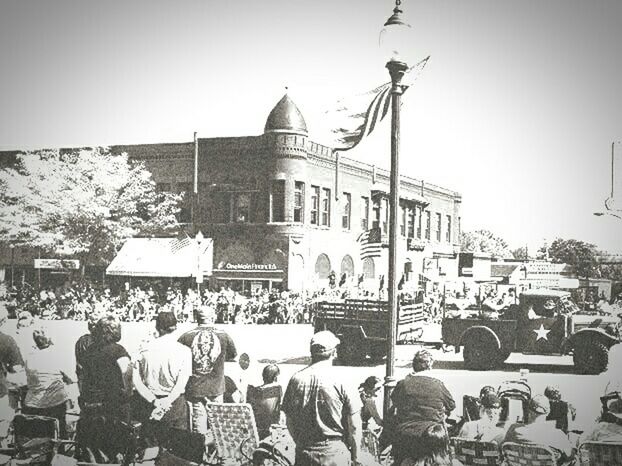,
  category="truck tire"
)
[368,342,386,361]
[463,335,500,371]
[573,340,608,374]
[496,350,512,365]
